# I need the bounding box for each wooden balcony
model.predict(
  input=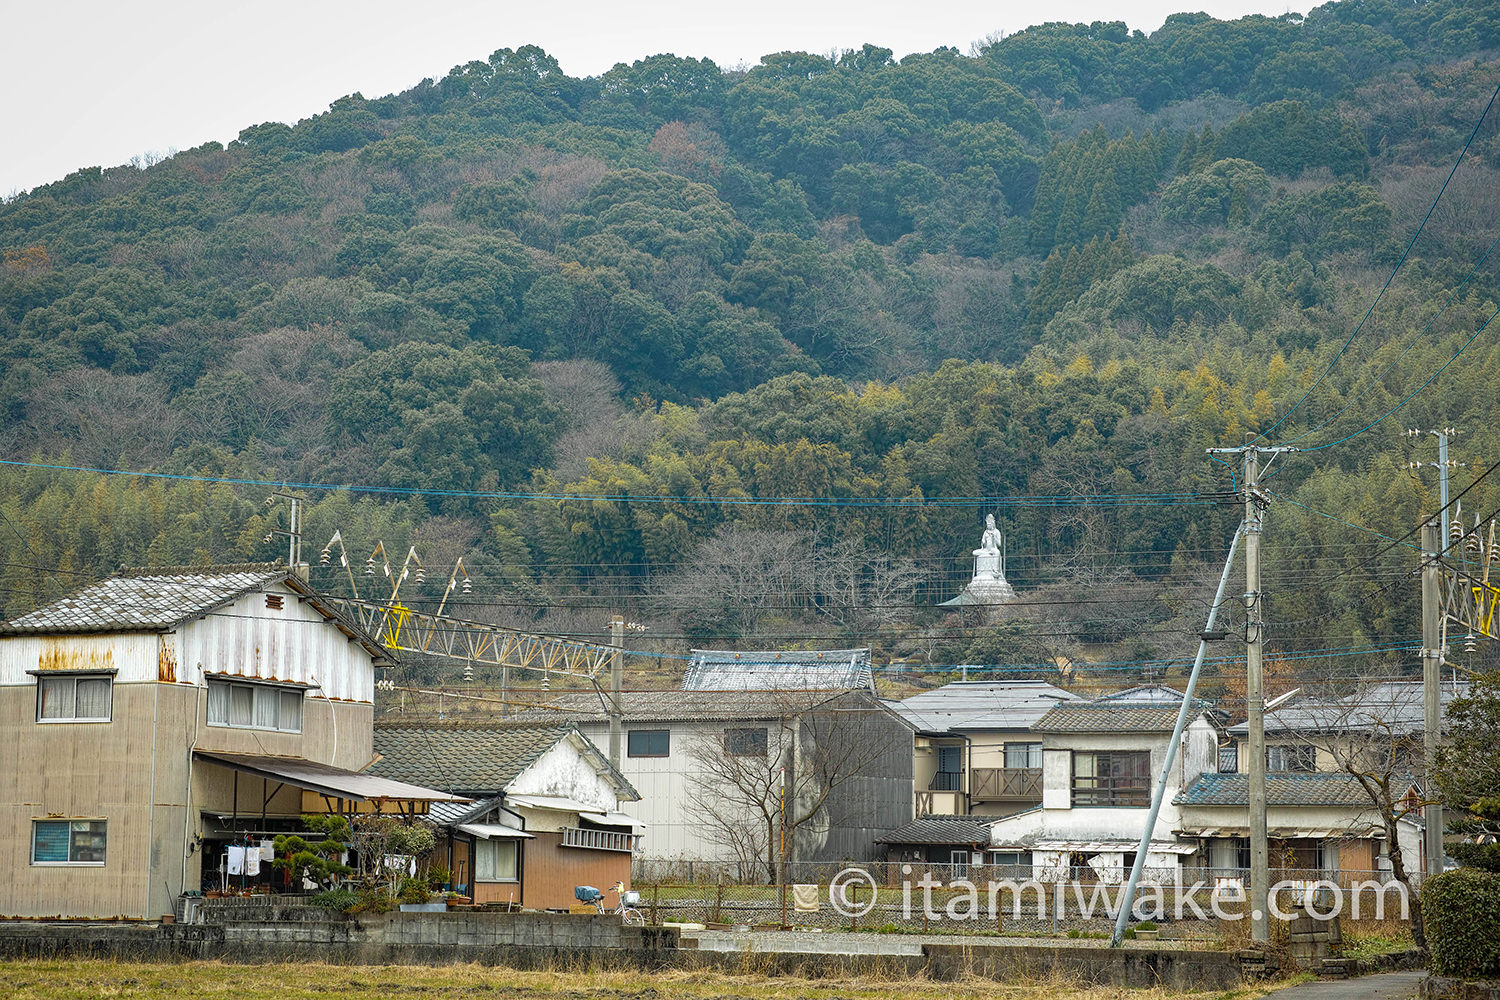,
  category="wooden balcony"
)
[561,826,638,853]
[971,767,1042,802]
